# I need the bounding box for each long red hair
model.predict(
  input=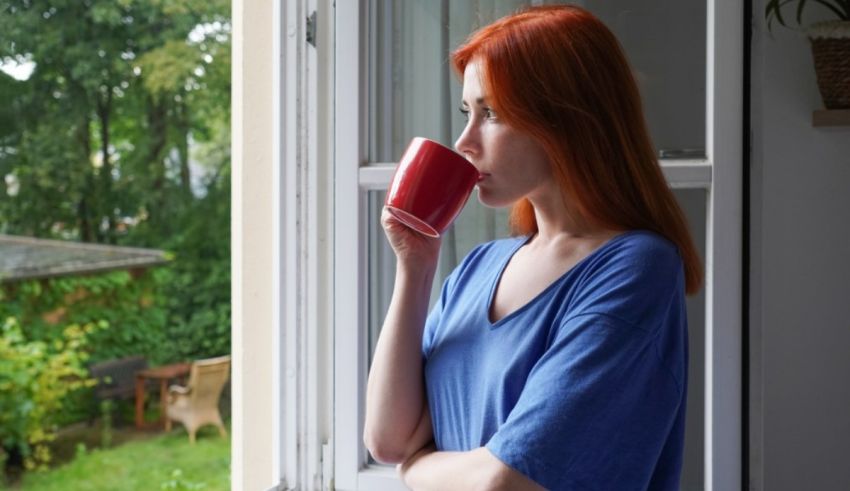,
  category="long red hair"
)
[452,5,703,294]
